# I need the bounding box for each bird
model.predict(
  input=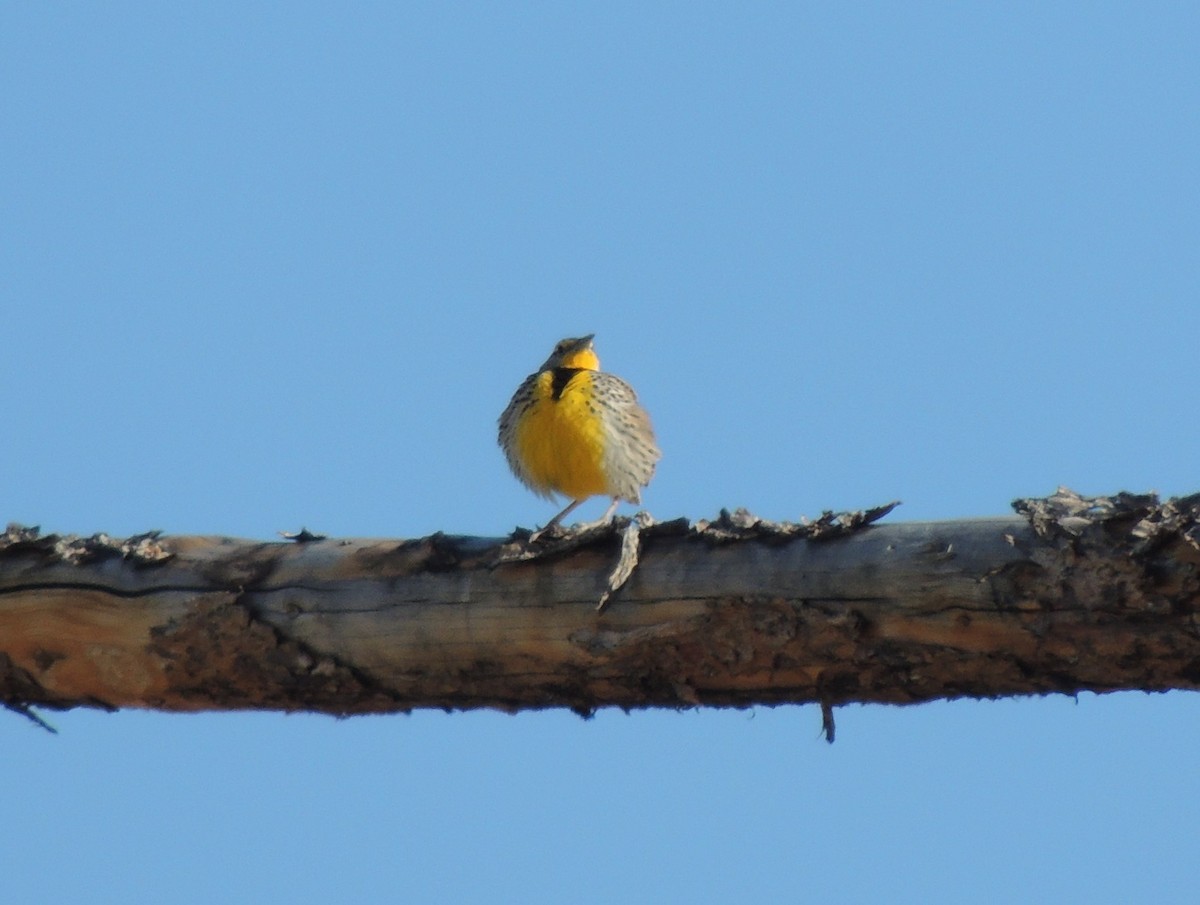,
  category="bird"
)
[498,334,661,535]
